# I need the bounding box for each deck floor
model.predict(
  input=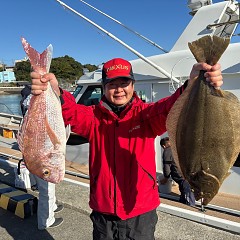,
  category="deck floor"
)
[0,135,239,226]
[160,184,240,223]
